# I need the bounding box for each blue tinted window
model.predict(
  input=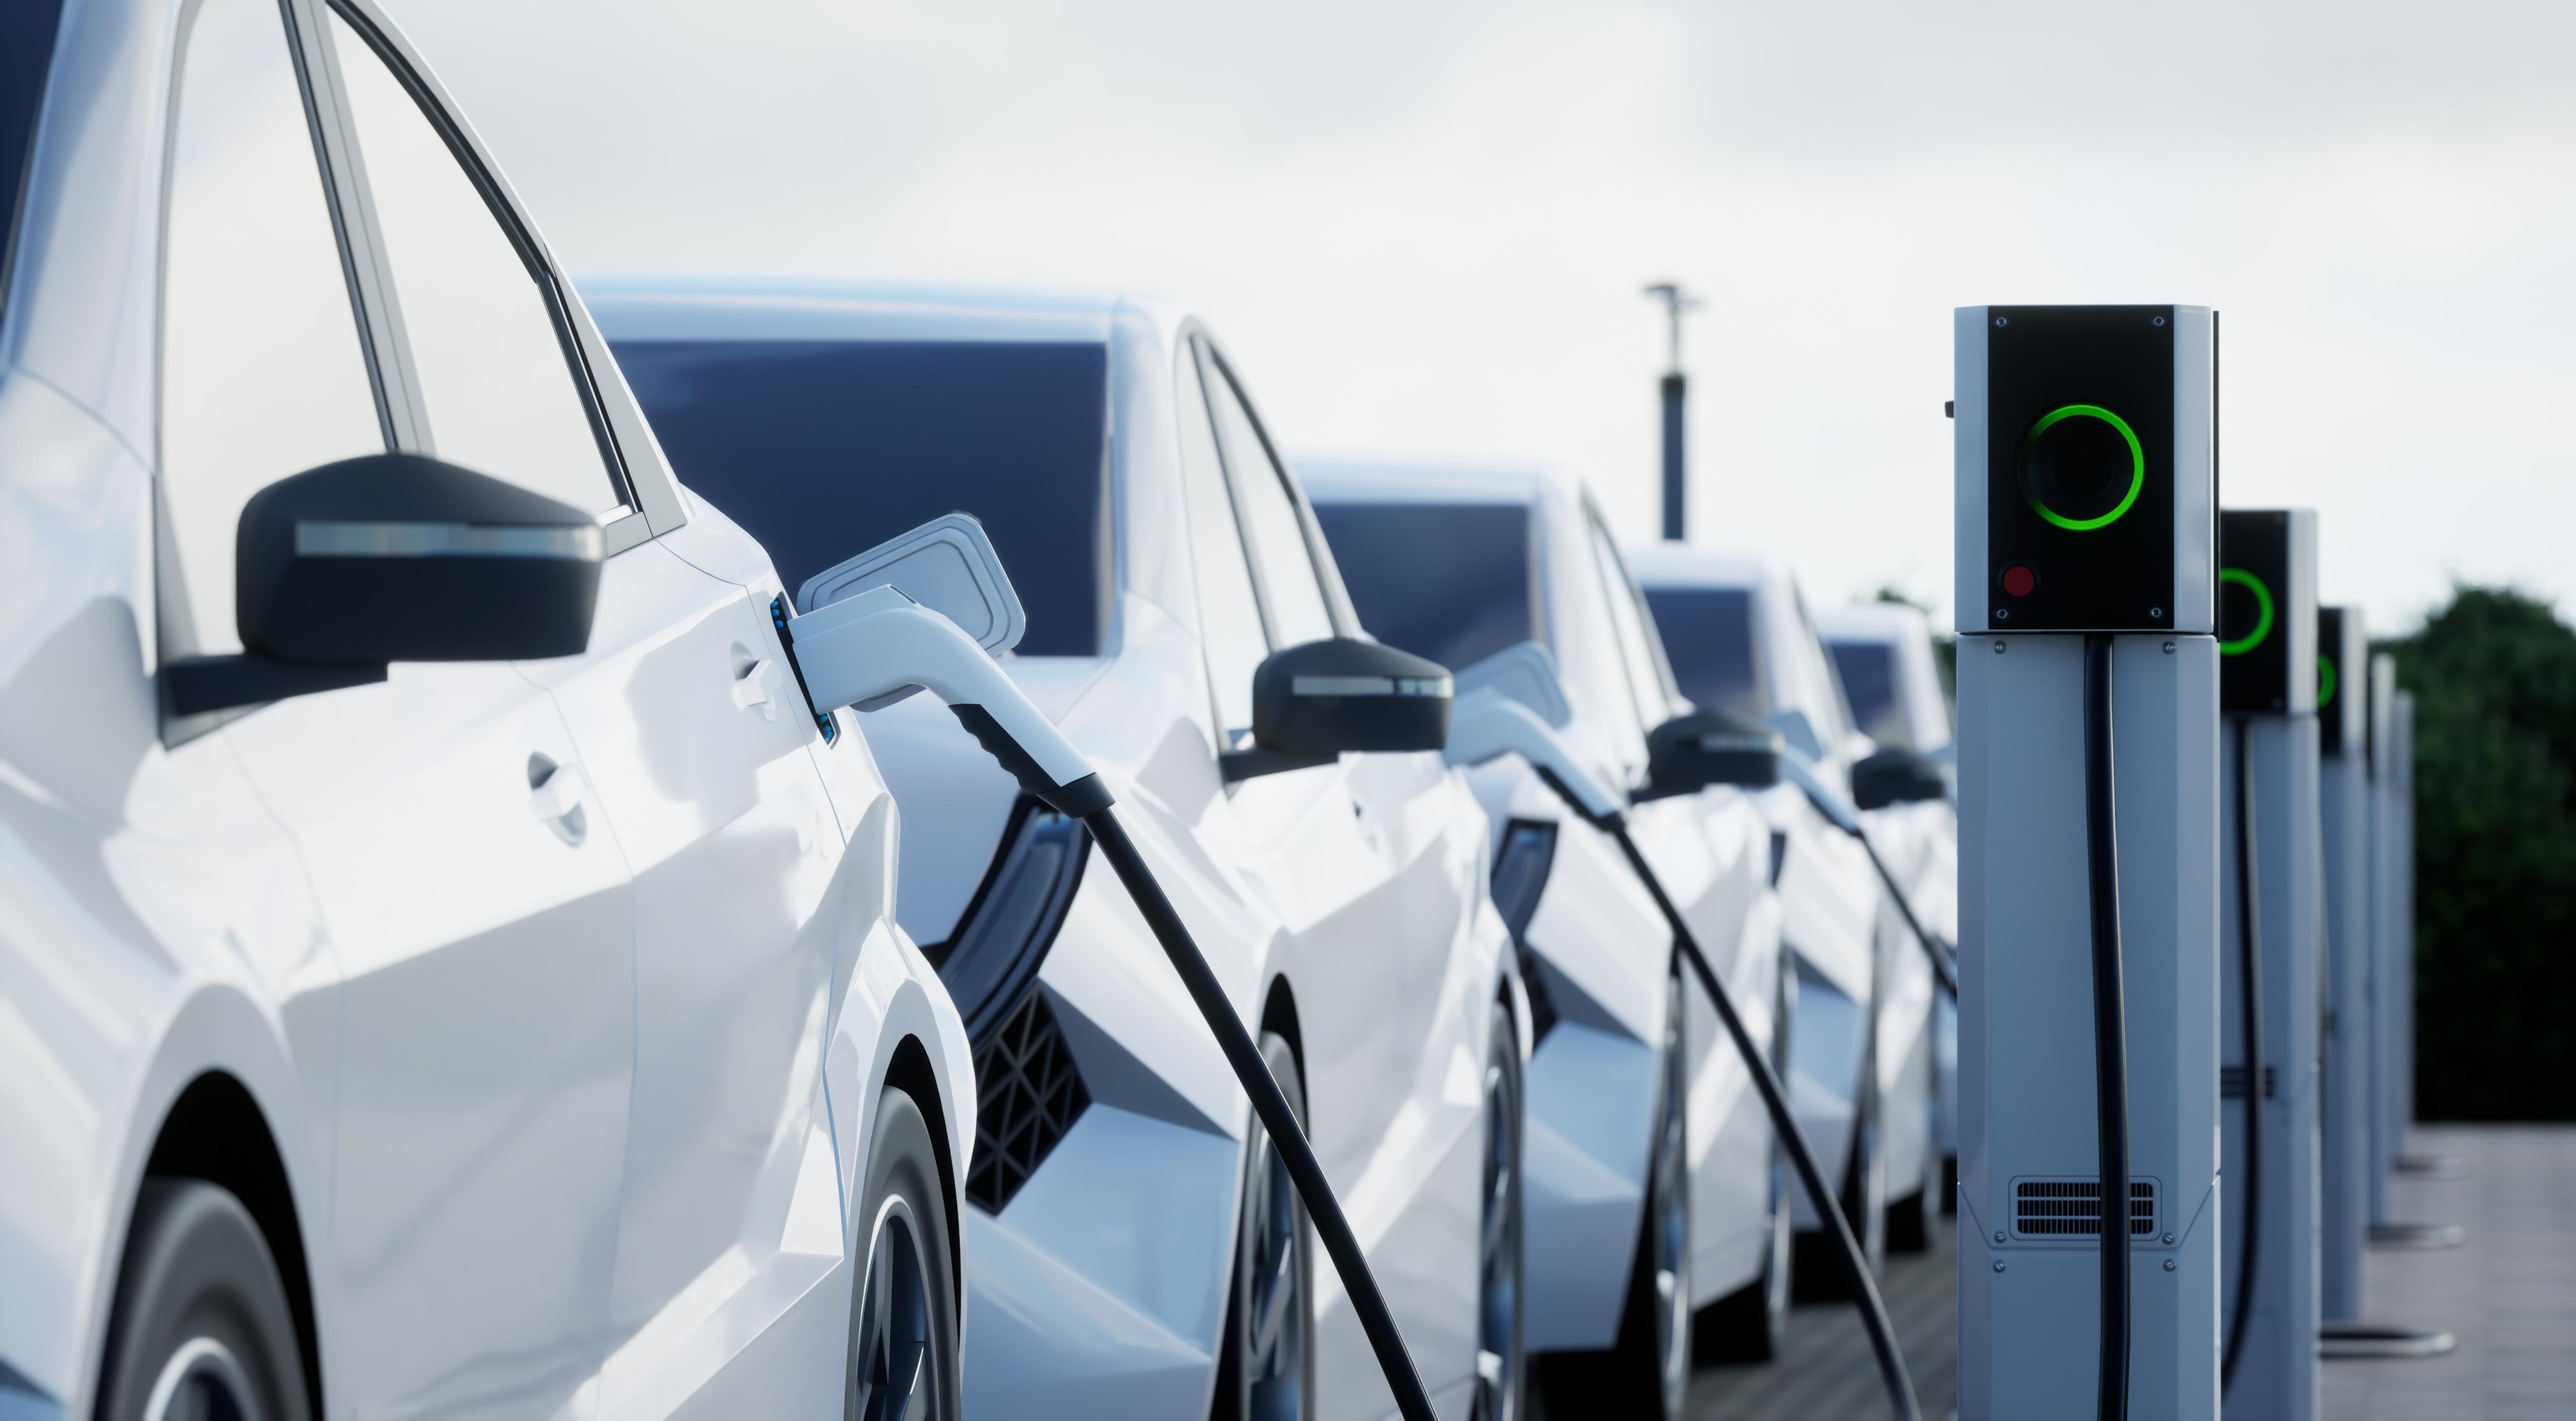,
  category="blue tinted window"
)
[614,339,1108,656]
[1829,641,1905,749]
[0,0,66,329]
[1644,585,1764,720]
[1311,501,1529,673]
